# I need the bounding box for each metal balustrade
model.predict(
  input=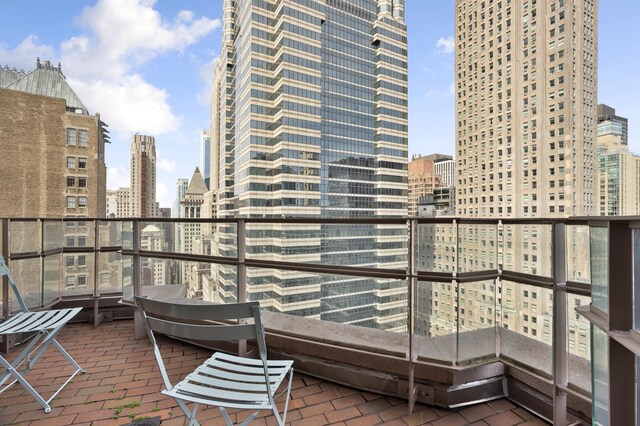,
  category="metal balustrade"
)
[1,216,638,424]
